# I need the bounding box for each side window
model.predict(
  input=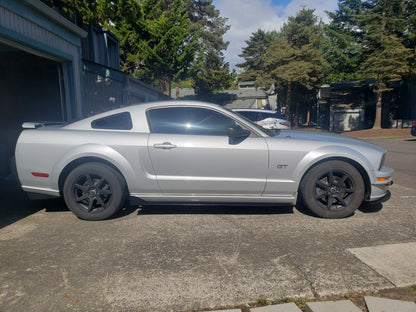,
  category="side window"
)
[91,112,133,130]
[147,107,238,136]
